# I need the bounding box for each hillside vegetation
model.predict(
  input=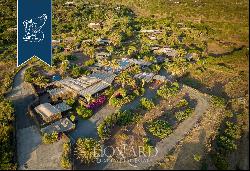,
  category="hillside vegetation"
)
[99,0,249,45]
